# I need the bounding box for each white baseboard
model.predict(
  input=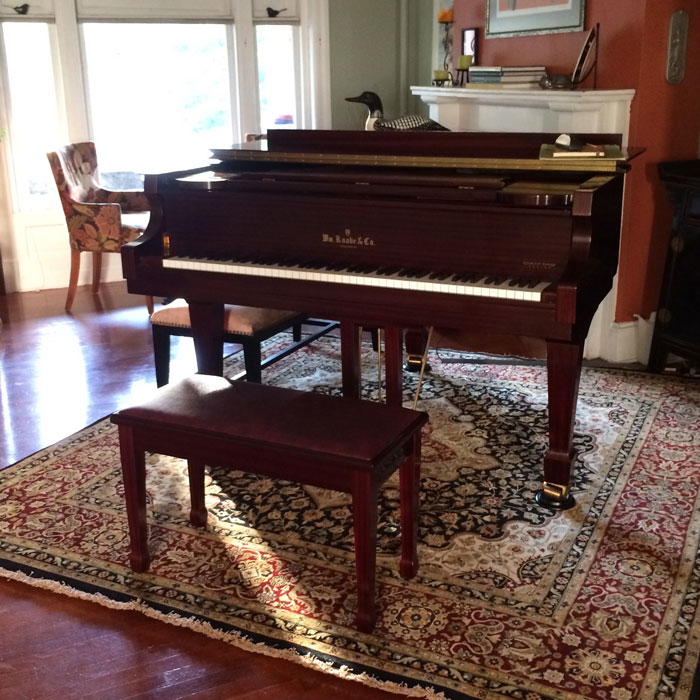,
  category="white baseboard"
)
[14,247,125,293]
[585,286,655,365]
